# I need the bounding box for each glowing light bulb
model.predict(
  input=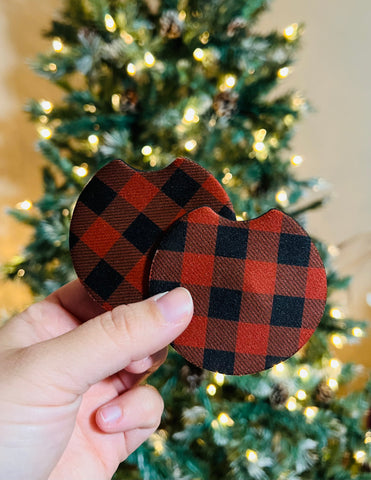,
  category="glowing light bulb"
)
[365,431,371,444]
[200,31,209,44]
[328,244,340,257]
[111,94,121,111]
[275,189,288,205]
[218,413,234,426]
[254,129,267,142]
[183,108,197,123]
[331,334,343,349]
[88,134,99,146]
[141,145,153,156]
[52,37,64,52]
[48,63,57,72]
[17,200,32,210]
[105,14,116,32]
[253,141,265,152]
[296,390,307,401]
[286,397,297,411]
[291,155,303,166]
[185,139,197,151]
[329,358,340,369]
[278,67,290,79]
[225,74,236,88]
[206,384,217,396]
[193,48,204,61]
[214,373,225,386]
[17,269,25,277]
[40,100,53,114]
[222,172,233,185]
[178,10,186,21]
[127,63,136,76]
[330,307,343,319]
[121,31,134,44]
[283,23,298,41]
[245,450,258,463]
[273,362,285,374]
[298,367,309,379]
[144,52,155,67]
[327,378,339,391]
[38,127,52,139]
[354,450,366,464]
[73,165,88,177]
[304,406,318,419]
[352,327,363,338]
